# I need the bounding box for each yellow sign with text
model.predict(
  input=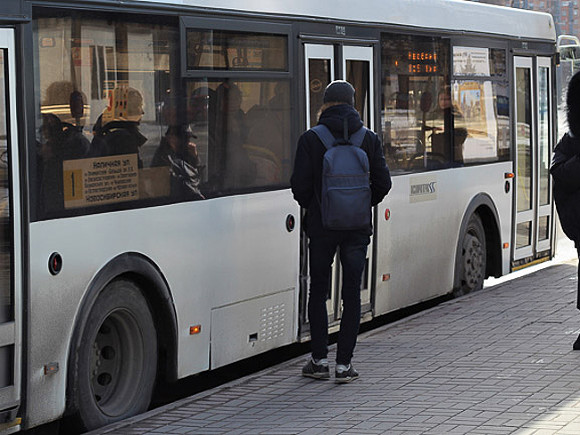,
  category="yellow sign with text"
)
[63,154,139,209]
